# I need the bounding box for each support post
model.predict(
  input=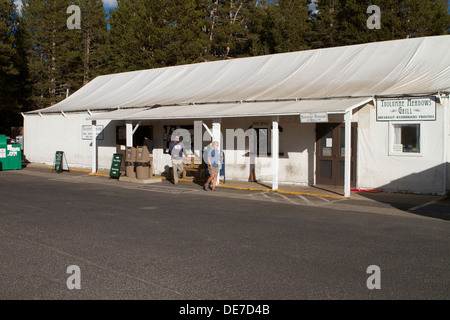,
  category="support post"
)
[91,120,97,173]
[272,116,279,190]
[212,119,221,185]
[344,111,352,197]
[443,95,448,193]
[126,122,133,148]
[212,119,221,147]
[194,121,203,158]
